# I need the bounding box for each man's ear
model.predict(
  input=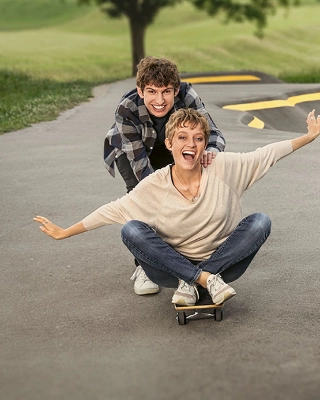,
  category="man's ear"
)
[137,86,144,98]
[174,86,180,96]
[165,138,172,151]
